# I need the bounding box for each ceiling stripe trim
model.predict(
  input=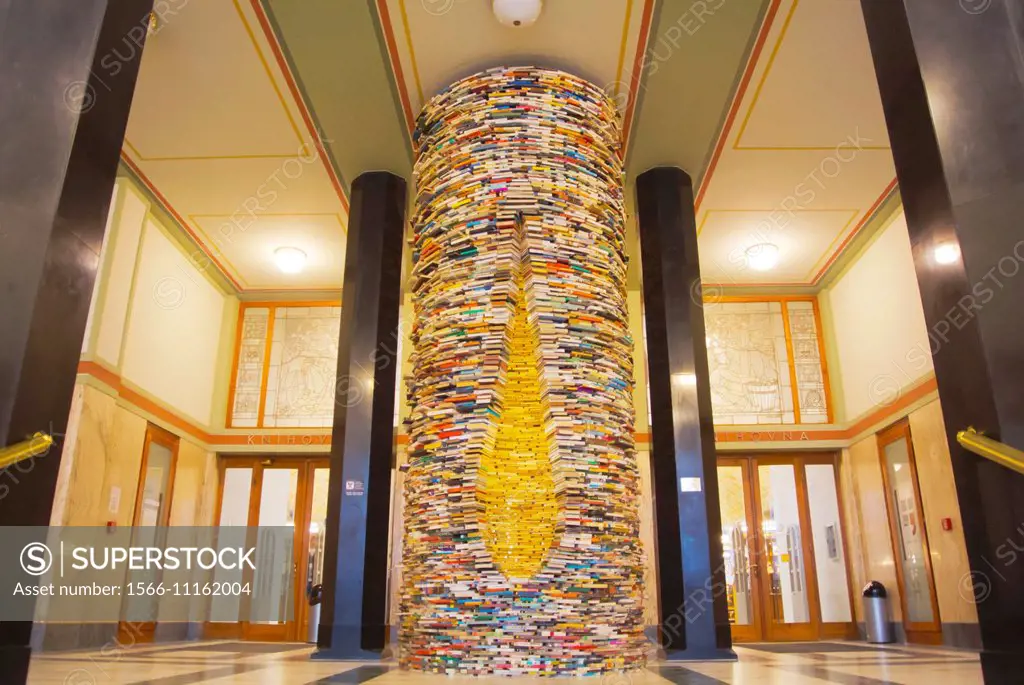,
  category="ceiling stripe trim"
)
[249,0,352,213]
[693,0,783,211]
